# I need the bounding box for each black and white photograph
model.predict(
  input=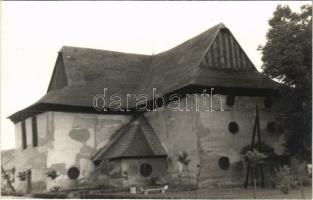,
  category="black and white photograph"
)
[0,1,312,199]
